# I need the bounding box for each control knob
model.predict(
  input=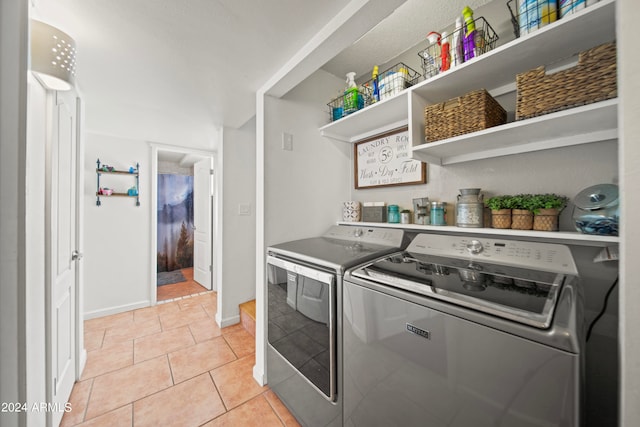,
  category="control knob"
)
[354,228,363,237]
[466,239,483,255]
